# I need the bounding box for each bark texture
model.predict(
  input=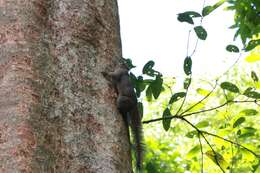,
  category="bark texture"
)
[0,0,132,172]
